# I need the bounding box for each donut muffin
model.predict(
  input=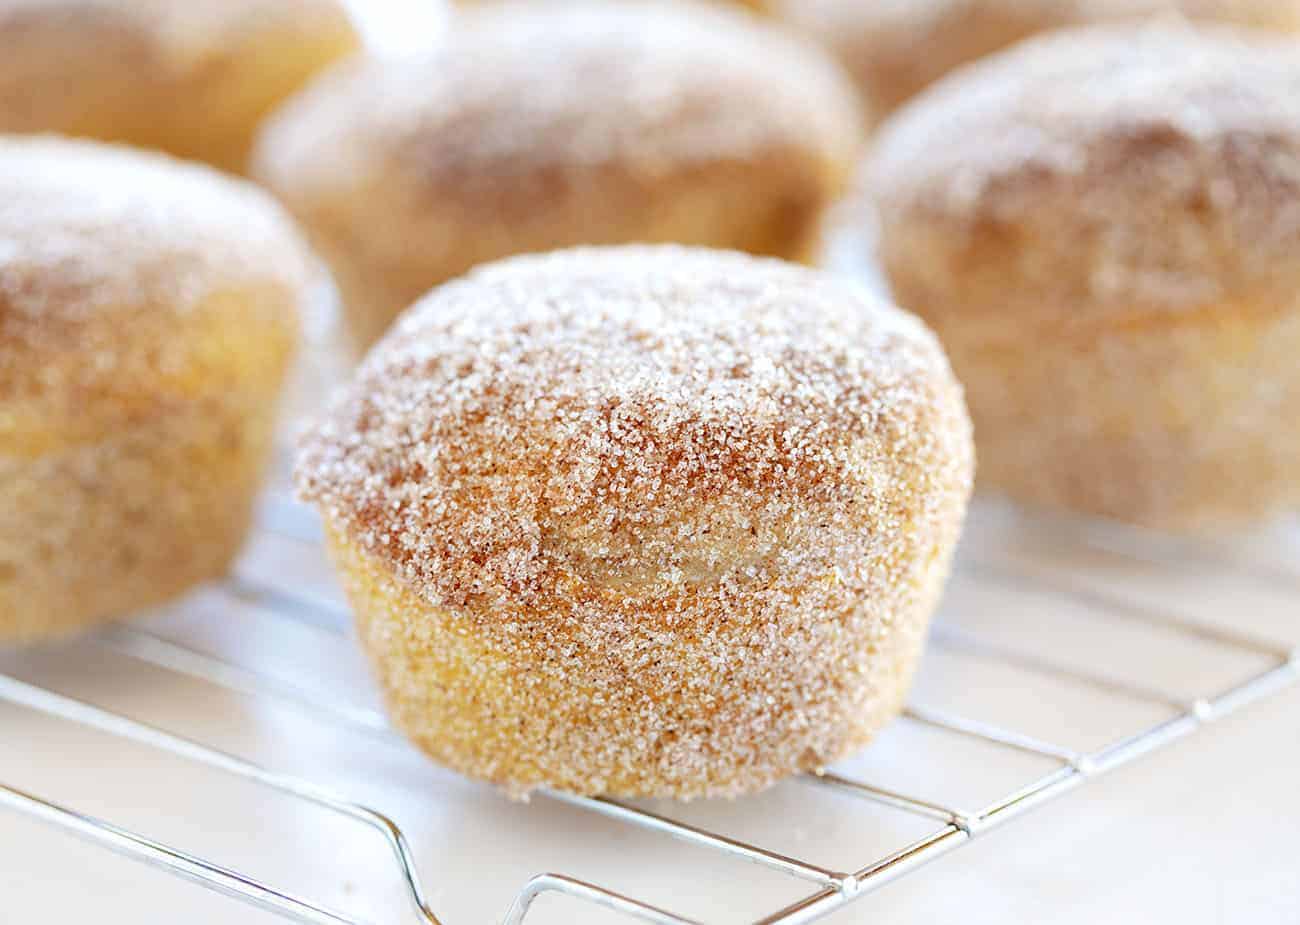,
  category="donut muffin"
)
[860,25,1300,530]
[0,0,359,173]
[0,137,310,642]
[254,1,861,350]
[774,0,1300,118]
[297,246,973,798]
